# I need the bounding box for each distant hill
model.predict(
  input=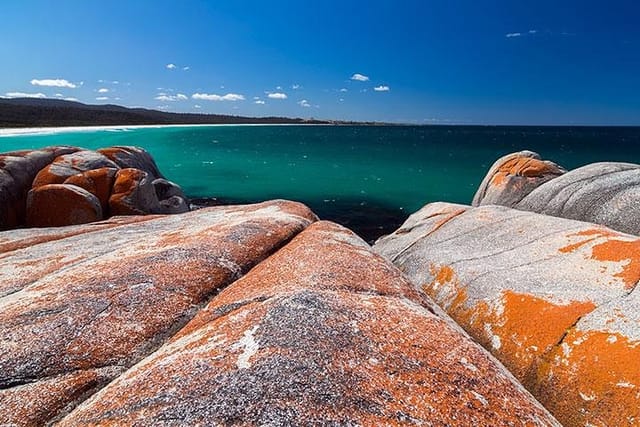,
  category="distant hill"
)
[0,98,335,127]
